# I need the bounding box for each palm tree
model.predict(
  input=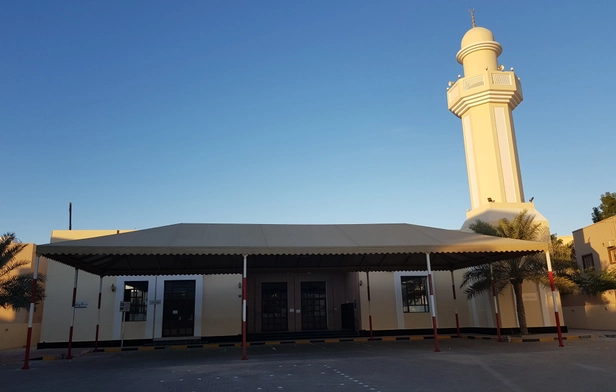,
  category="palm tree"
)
[461,211,573,335]
[0,232,45,309]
